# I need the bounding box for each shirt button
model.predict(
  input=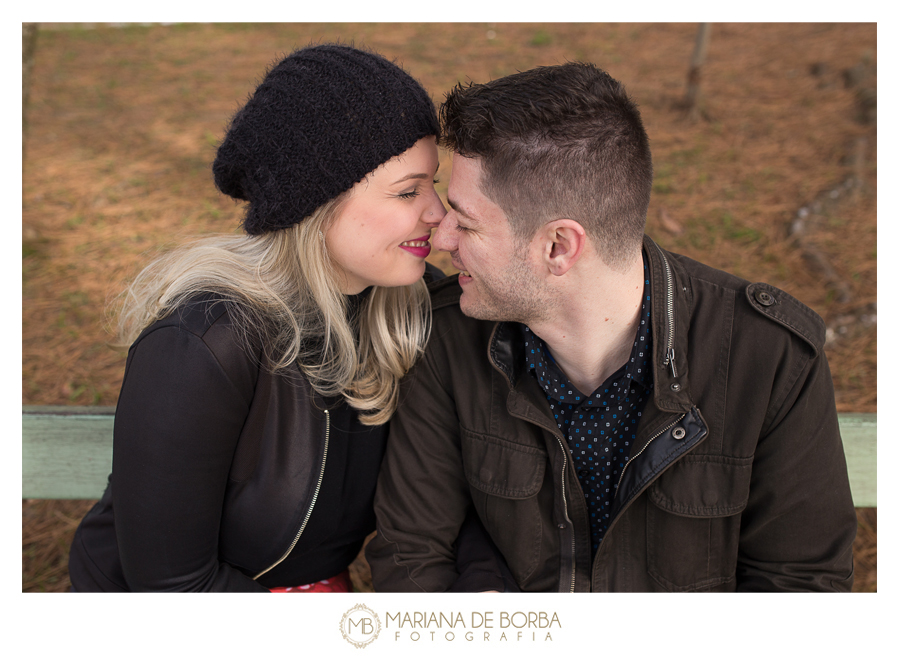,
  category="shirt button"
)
[577,469,590,479]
